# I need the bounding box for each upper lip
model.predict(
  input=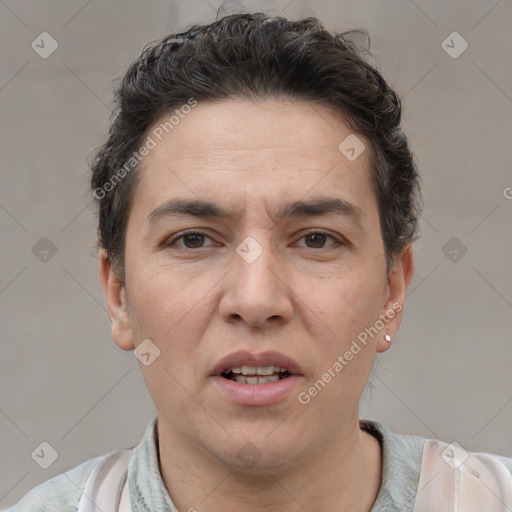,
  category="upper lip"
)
[210,350,304,376]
